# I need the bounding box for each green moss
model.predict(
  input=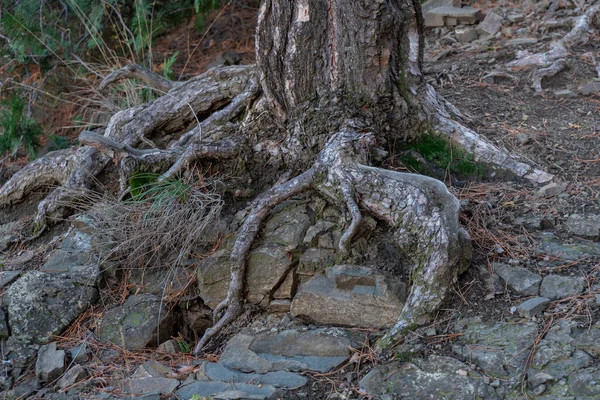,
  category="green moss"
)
[398,134,486,180]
